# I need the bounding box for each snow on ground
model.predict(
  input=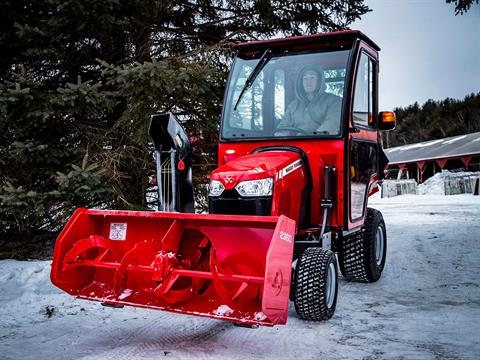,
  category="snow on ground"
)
[1,193,480,359]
